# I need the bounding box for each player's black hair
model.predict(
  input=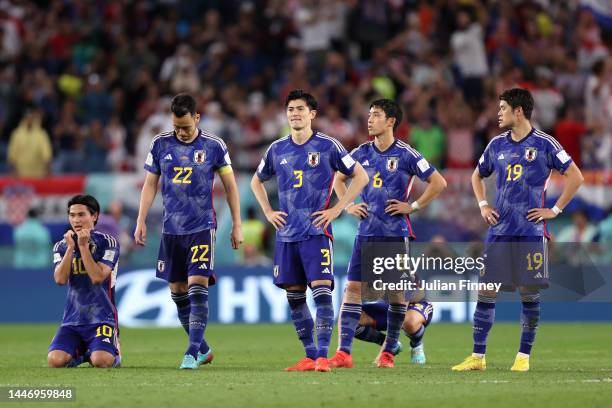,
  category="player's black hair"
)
[370,99,403,131]
[67,194,100,225]
[171,93,197,117]
[499,88,534,120]
[285,89,317,110]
